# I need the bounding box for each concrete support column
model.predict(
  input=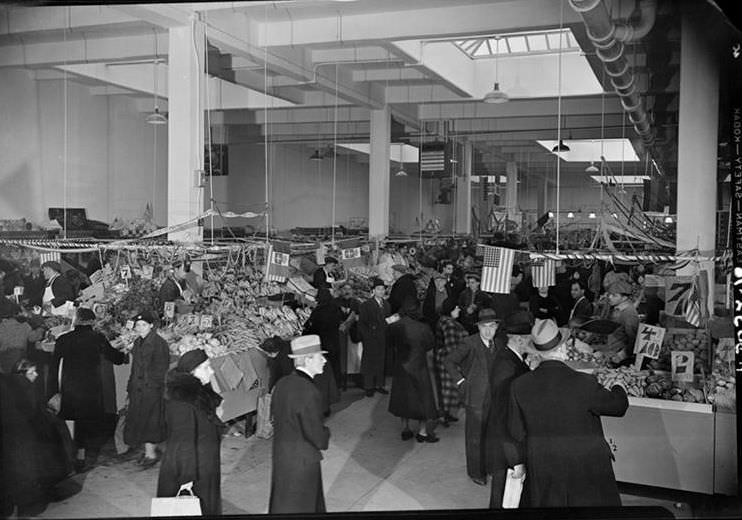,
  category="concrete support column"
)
[455,140,472,234]
[167,19,205,242]
[368,107,391,240]
[677,10,719,311]
[505,161,519,225]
